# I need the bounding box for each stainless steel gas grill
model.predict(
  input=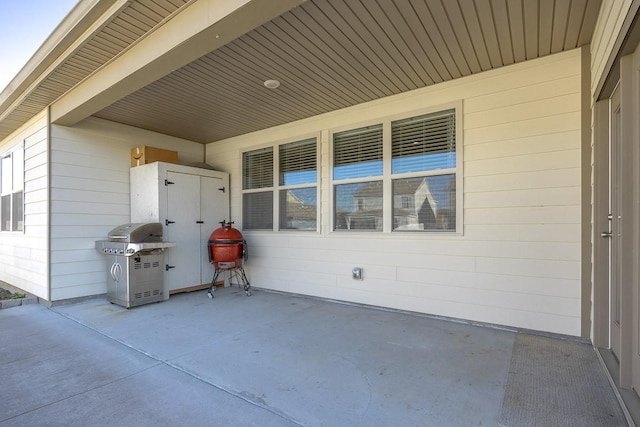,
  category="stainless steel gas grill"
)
[95,223,175,308]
